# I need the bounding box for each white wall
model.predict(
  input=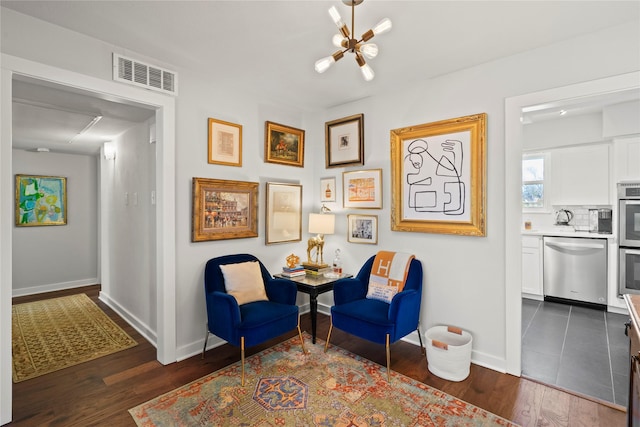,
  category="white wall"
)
[12,150,98,295]
[1,10,639,425]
